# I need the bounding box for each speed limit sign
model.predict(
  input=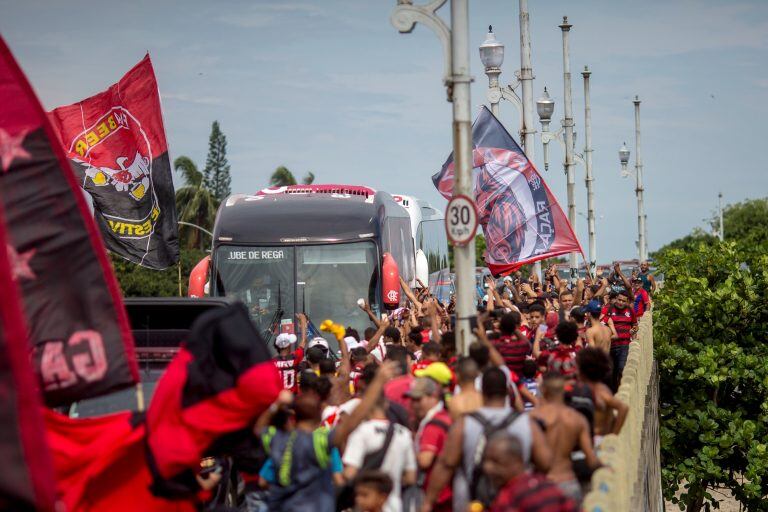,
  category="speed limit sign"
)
[445,195,478,246]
